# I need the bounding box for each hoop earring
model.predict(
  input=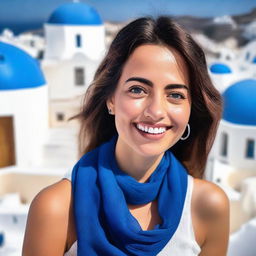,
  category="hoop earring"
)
[180,124,190,140]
